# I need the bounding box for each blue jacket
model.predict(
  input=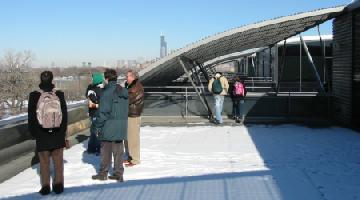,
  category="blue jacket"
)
[94,81,128,141]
